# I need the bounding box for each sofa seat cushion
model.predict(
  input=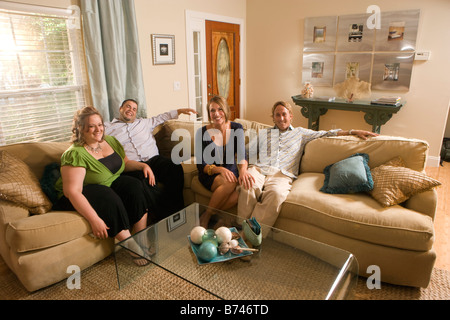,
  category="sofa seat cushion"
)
[281,173,434,251]
[6,211,91,253]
